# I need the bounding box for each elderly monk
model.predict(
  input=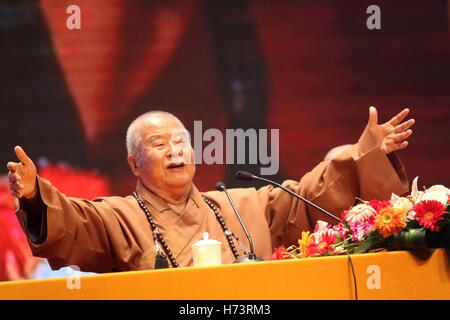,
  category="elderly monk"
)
[7,107,414,272]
